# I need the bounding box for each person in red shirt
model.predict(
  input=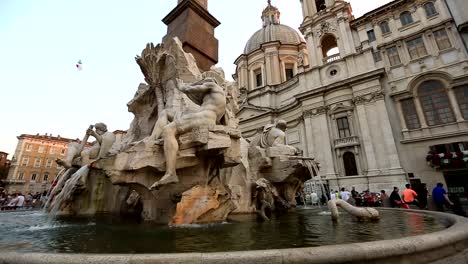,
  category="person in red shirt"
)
[402,184,419,208]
